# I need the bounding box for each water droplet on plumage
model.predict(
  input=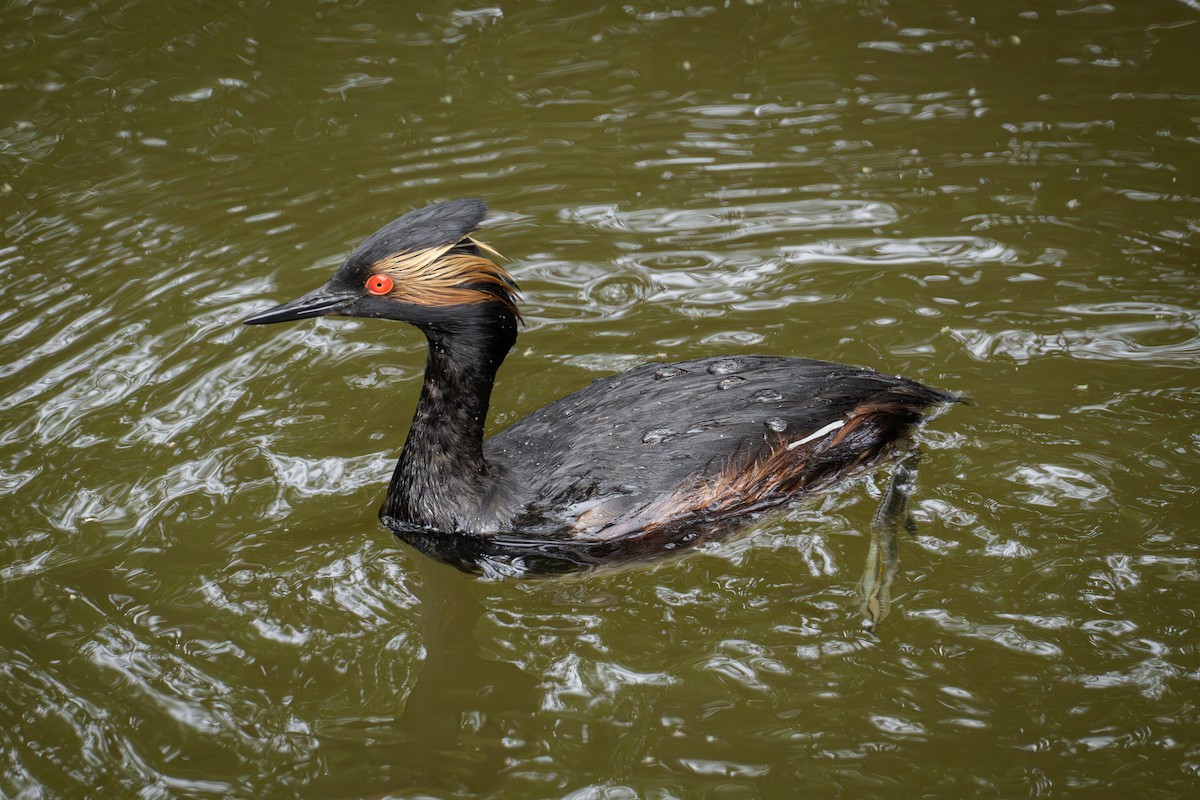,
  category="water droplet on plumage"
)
[764,417,787,432]
[655,367,687,380]
[753,389,784,403]
[708,358,743,375]
[642,428,676,444]
[717,376,747,390]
